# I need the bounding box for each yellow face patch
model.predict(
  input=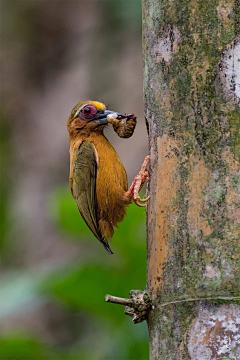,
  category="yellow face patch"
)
[87,101,106,111]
